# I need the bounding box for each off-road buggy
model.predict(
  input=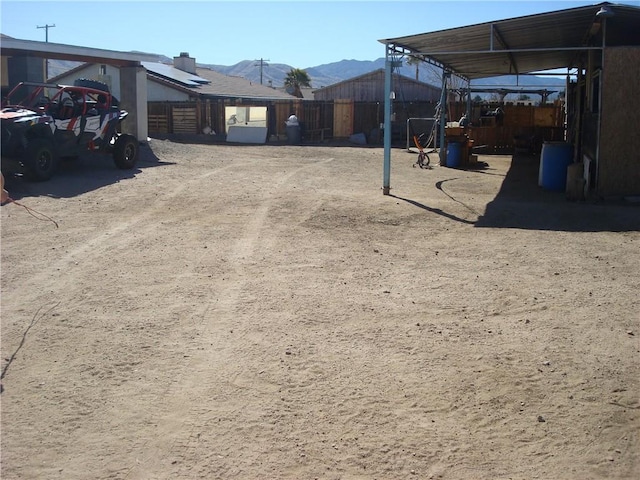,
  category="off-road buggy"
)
[1,79,139,181]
